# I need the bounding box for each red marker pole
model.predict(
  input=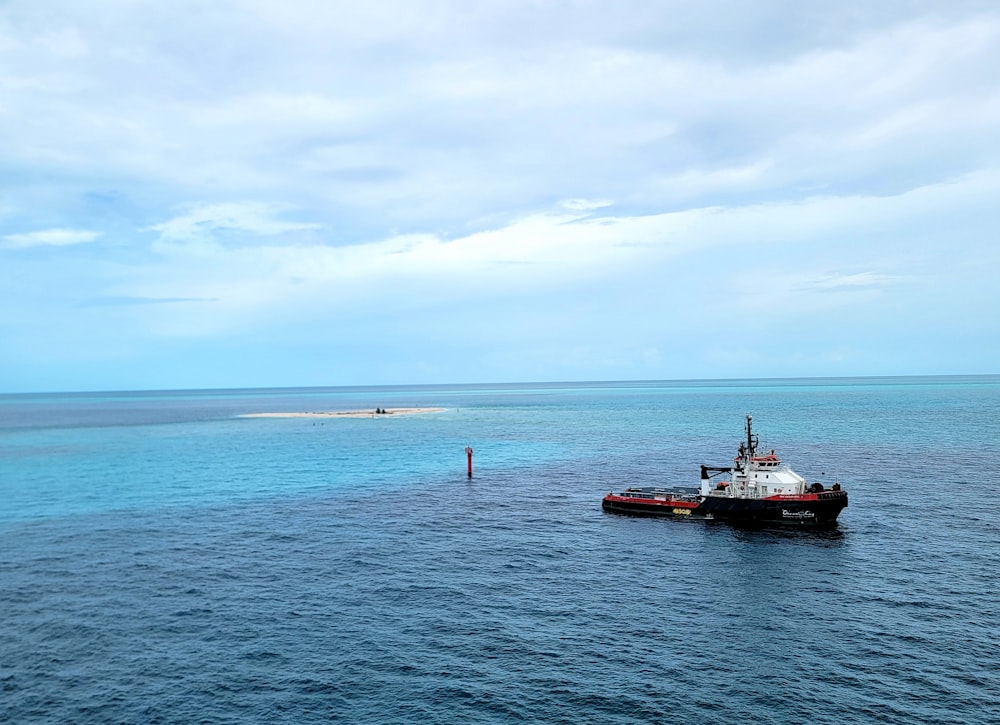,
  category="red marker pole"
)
[465,447,473,478]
